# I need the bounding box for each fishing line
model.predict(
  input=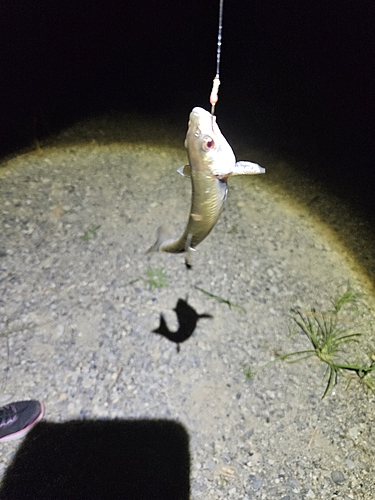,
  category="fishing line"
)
[210,0,224,116]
